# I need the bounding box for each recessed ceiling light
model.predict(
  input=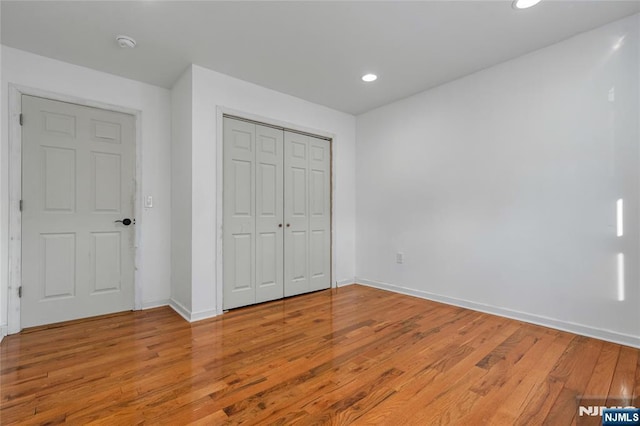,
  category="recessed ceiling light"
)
[116,35,136,49]
[362,73,377,82]
[512,0,542,9]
